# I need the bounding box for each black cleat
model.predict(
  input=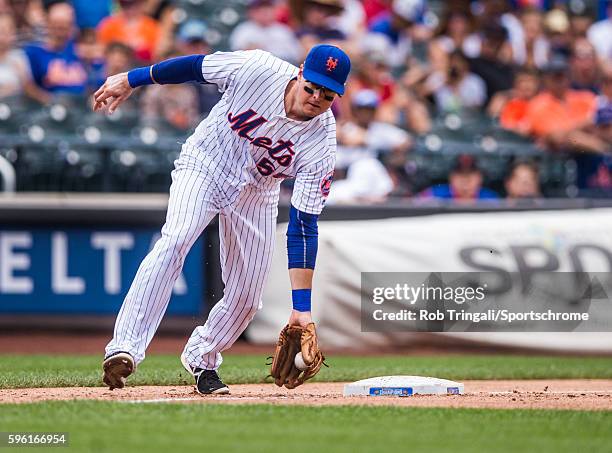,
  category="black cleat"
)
[194,369,230,395]
[102,352,135,390]
[180,352,229,395]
